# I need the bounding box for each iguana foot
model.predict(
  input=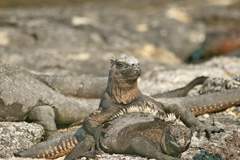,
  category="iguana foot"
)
[83,119,106,153]
[91,126,106,153]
